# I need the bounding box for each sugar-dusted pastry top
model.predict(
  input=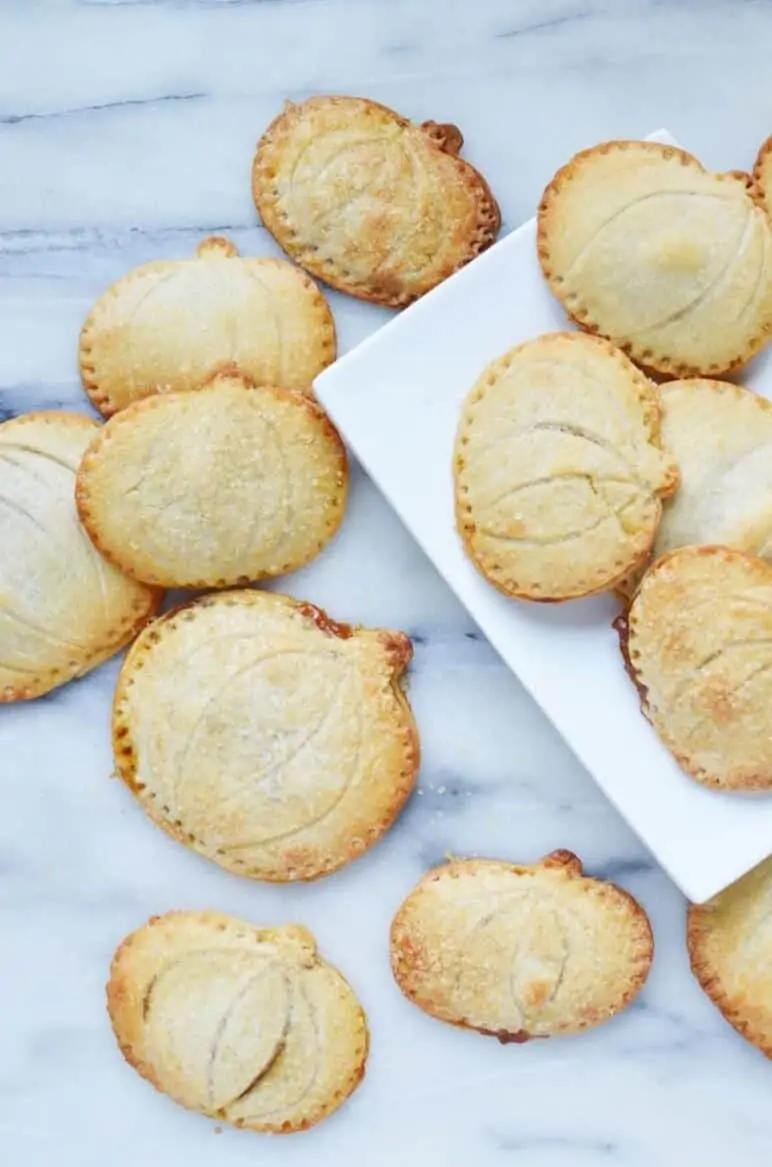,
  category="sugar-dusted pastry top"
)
[76,370,348,589]
[625,545,772,791]
[252,95,500,307]
[0,411,160,702]
[689,854,772,1058]
[390,851,653,1040]
[539,140,772,377]
[113,589,420,881]
[454,332,677,601]
[79,236,335,416]
[107,911,368,1133]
